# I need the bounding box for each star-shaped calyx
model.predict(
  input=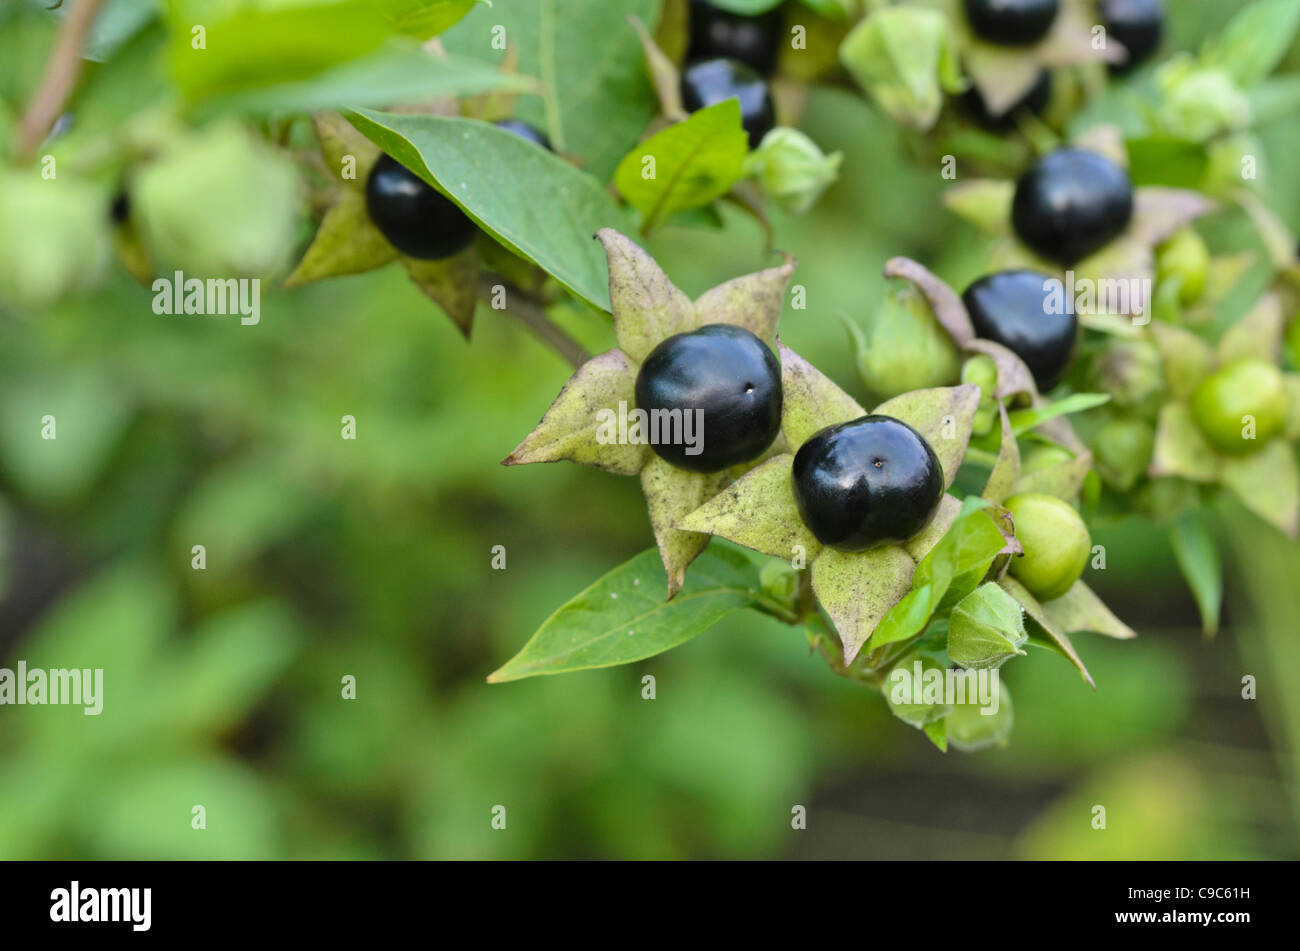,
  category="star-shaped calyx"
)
[944,125,1216,333]
[284,113,480,335]
[503,229,796,598]
[947,0,1126,118]
[677,347,984,664]
[1147,296,1300,538]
